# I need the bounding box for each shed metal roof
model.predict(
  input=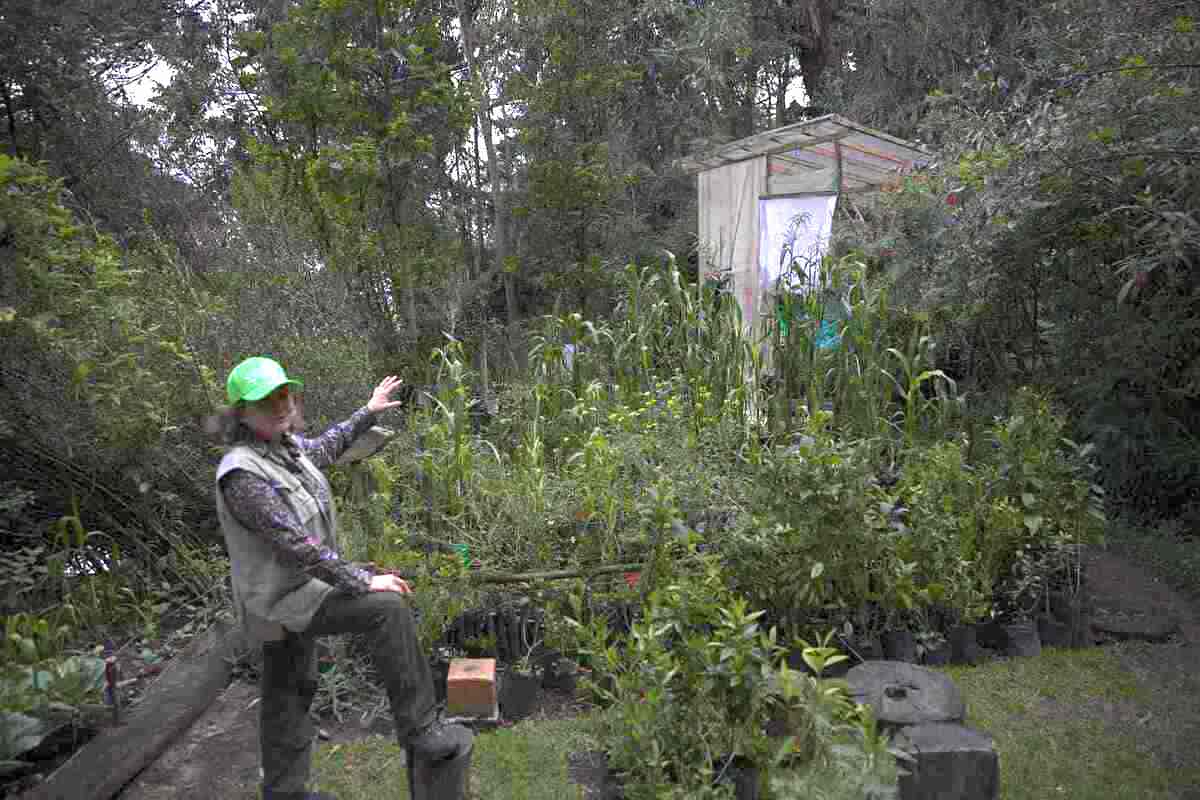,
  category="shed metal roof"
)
[679,114,927,191]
